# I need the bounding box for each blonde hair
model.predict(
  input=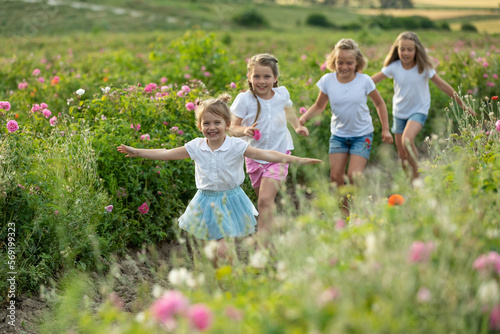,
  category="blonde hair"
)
[326,39,367,73]
[195,93,232,130]
[247,53,279,123]
[383,31,434,73]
